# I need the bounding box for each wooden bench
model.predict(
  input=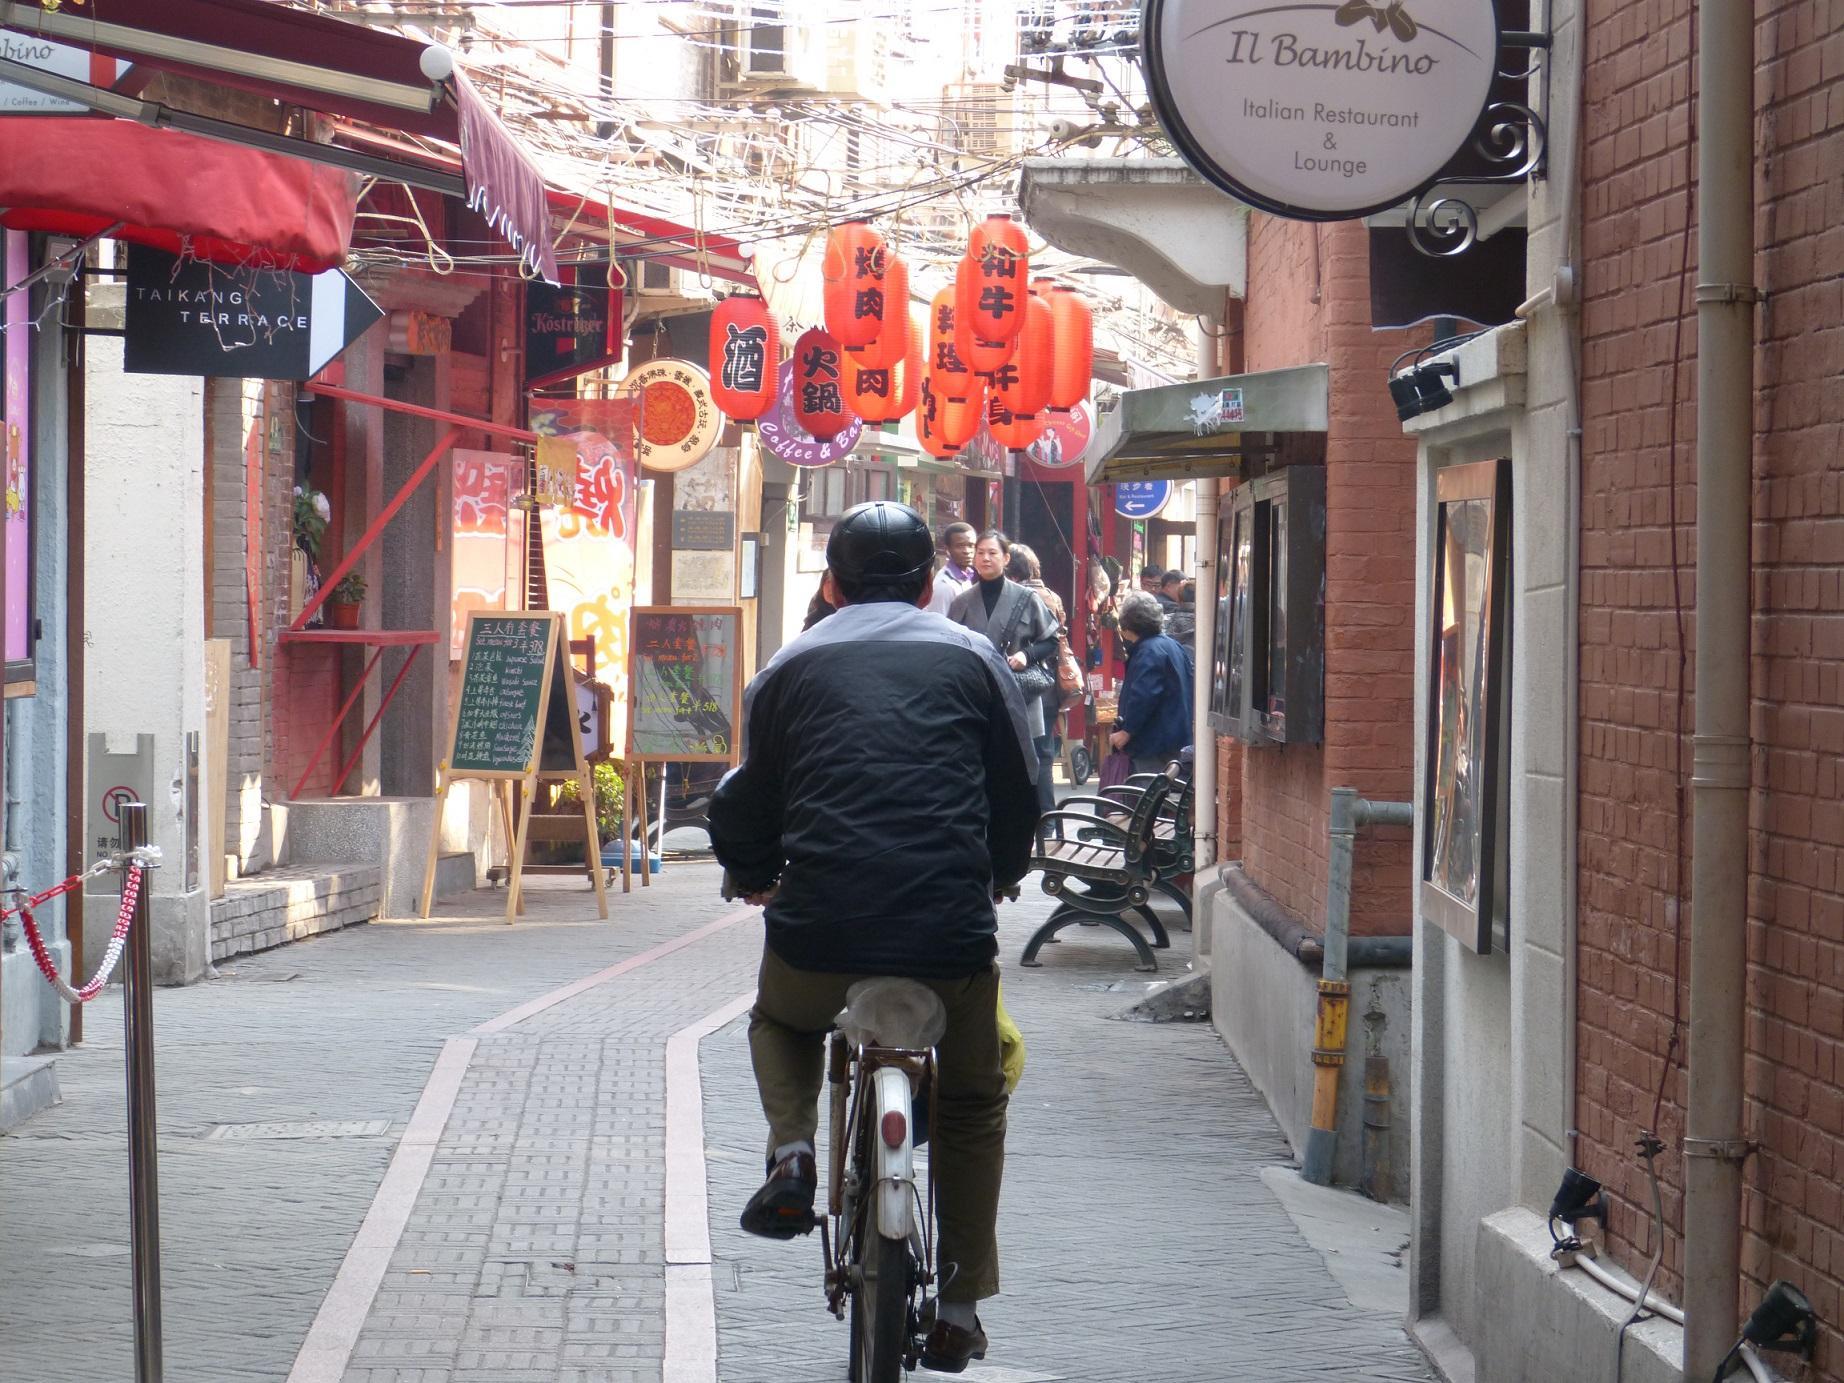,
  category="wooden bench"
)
[1019,766,1179,972]
[1065,761,1195,922]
